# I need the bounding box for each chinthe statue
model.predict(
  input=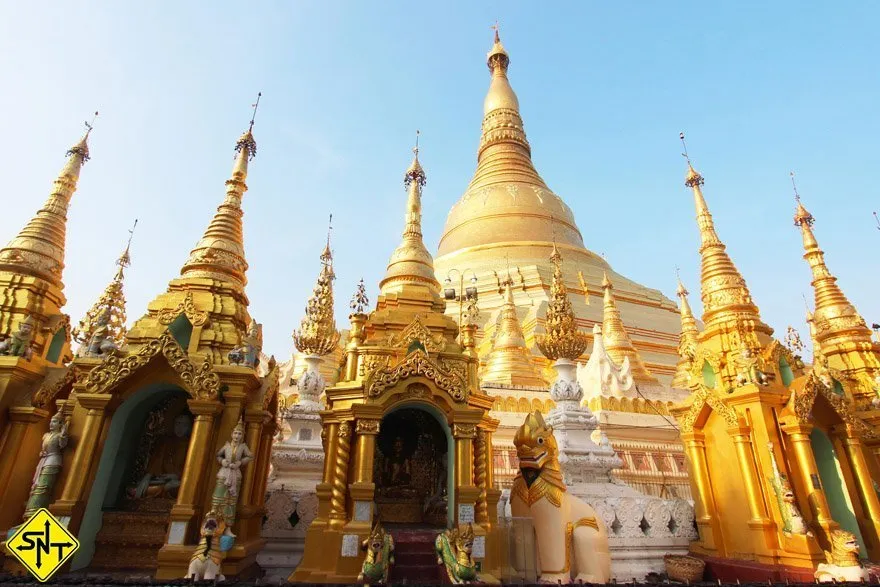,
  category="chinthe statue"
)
[187,511,235,581]
[767,442,812,537]
[435,523,478,584]
[228,319,262,367]
[358,521,394,586]
[23,410,69,519]
[510,411,611,584]
[211,418,253,528]
[0,315,36,359]
[815,529,868,582]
